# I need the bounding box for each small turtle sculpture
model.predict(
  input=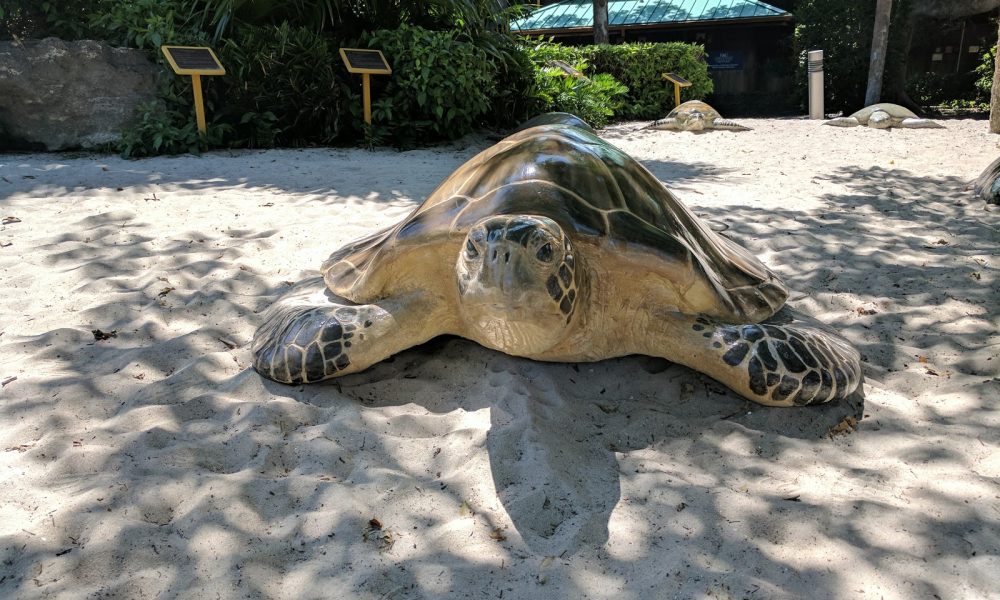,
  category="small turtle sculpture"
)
[645,100,750,132]
[824,103,944,129]
[253,116,862,407]
[973,156,1000,205]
